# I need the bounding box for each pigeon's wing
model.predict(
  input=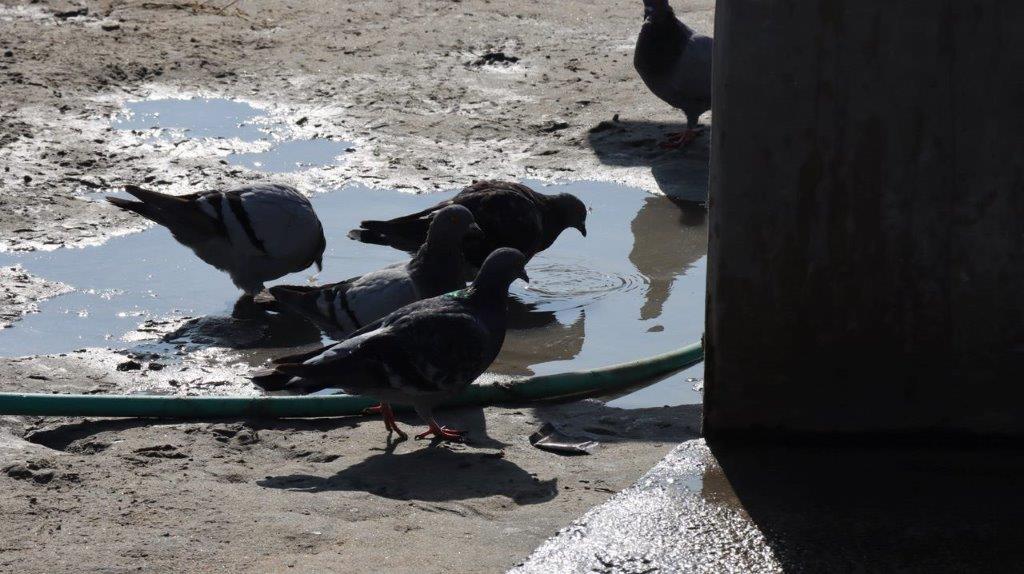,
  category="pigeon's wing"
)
[452,183,545,262]
[666,34,713,115]
[342,264,420,327]
[269,276,362,334]
[362,305,493,396]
